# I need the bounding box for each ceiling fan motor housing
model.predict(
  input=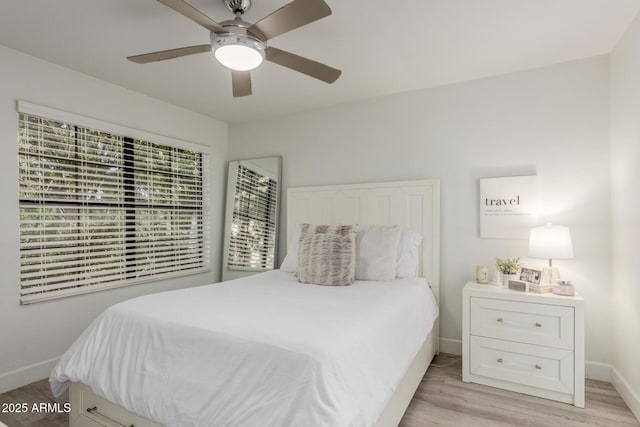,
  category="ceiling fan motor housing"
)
[224,0,252,15]
[210,30,265,56]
